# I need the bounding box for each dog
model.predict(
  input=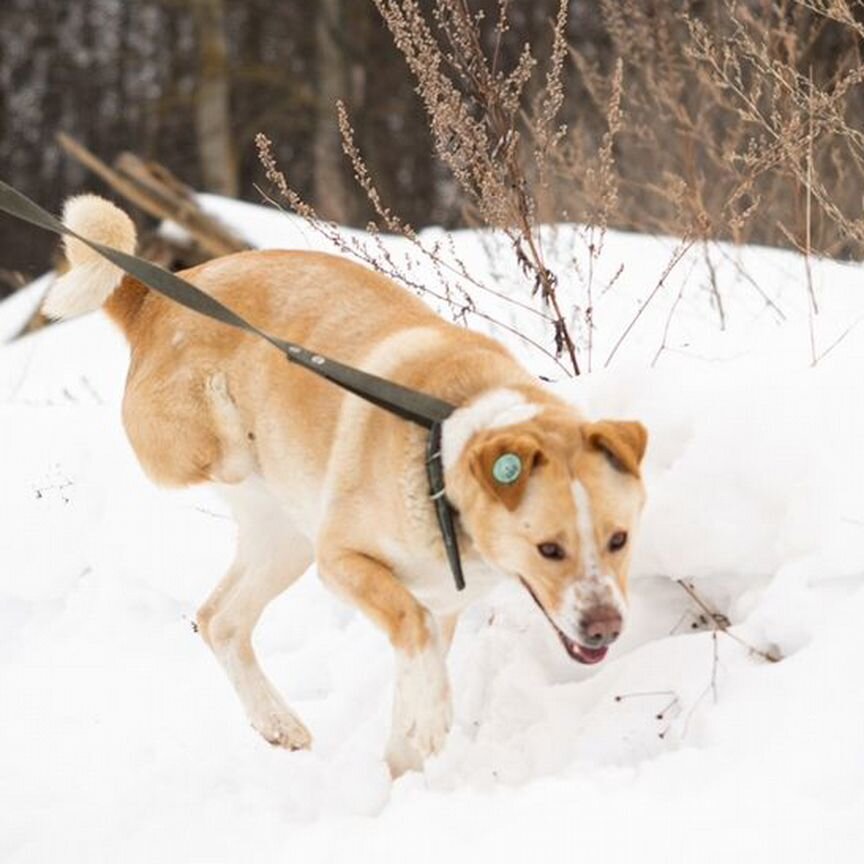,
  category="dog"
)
[43,194,647,775]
